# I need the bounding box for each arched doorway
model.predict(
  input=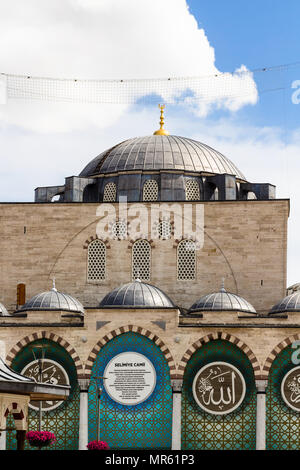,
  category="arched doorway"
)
[6,338,79,450]
[88,331,172,449]
[181,339,256,450]
[266,344,300,450]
